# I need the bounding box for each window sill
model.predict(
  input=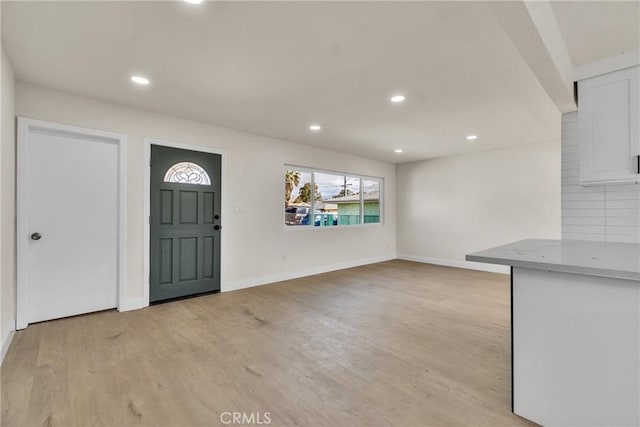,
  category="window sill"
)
[283,223,384,232]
